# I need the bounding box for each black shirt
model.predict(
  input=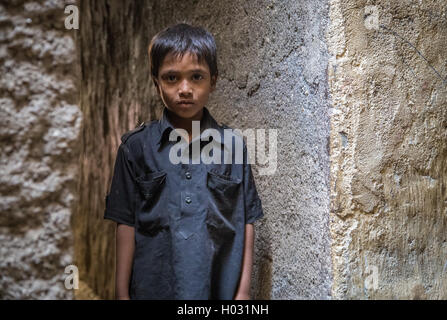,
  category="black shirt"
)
[104,106,264,299]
